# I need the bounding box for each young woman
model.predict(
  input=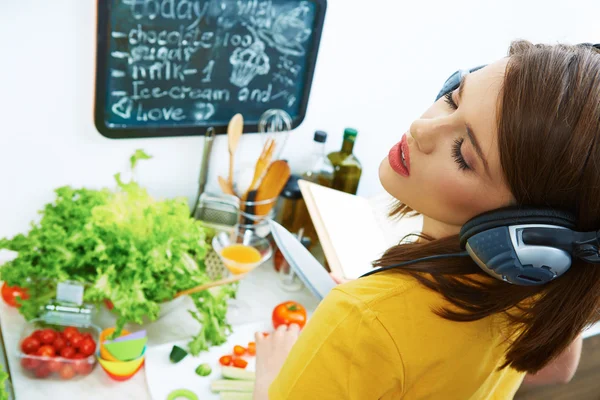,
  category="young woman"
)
[253,40,600,399]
